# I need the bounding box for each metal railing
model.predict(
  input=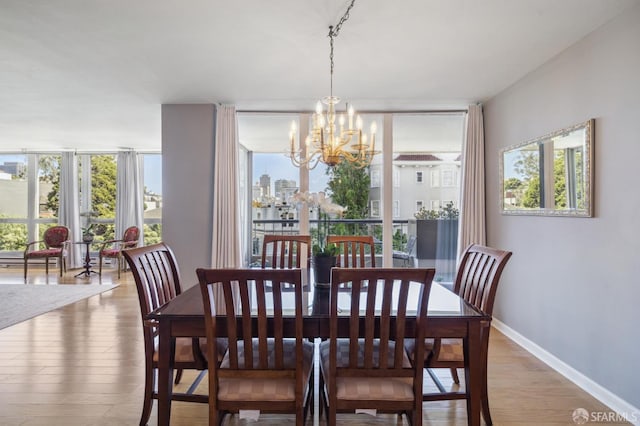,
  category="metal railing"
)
[251,218,410,262]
